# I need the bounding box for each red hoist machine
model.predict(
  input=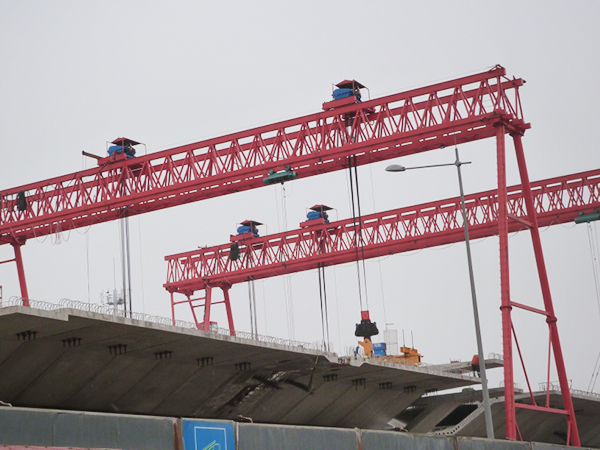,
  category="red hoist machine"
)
[0,66,588,444]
